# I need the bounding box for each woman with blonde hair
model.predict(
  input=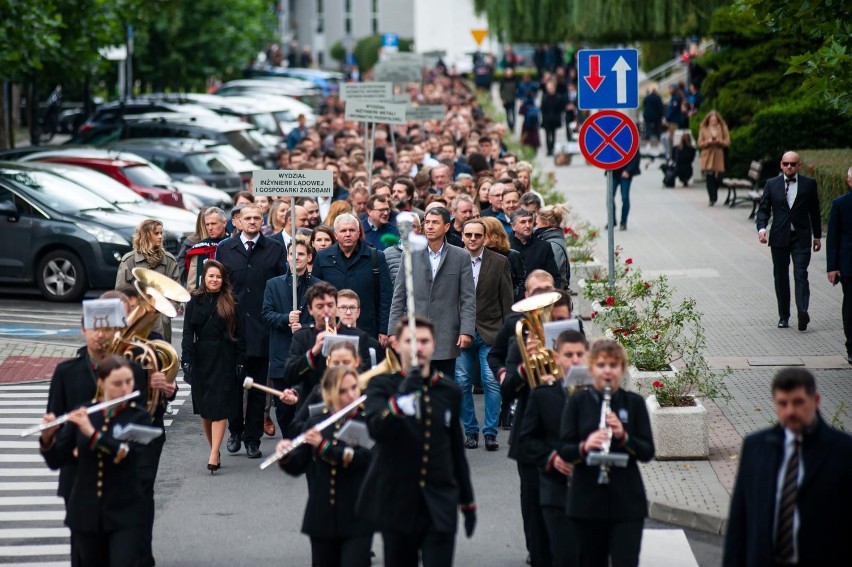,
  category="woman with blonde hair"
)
[324,200,354,230]
[534,204,570,289]
[480,216,526,301]
[115,219,180,340]
[269,199,291,235]
[697,110,731,206]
